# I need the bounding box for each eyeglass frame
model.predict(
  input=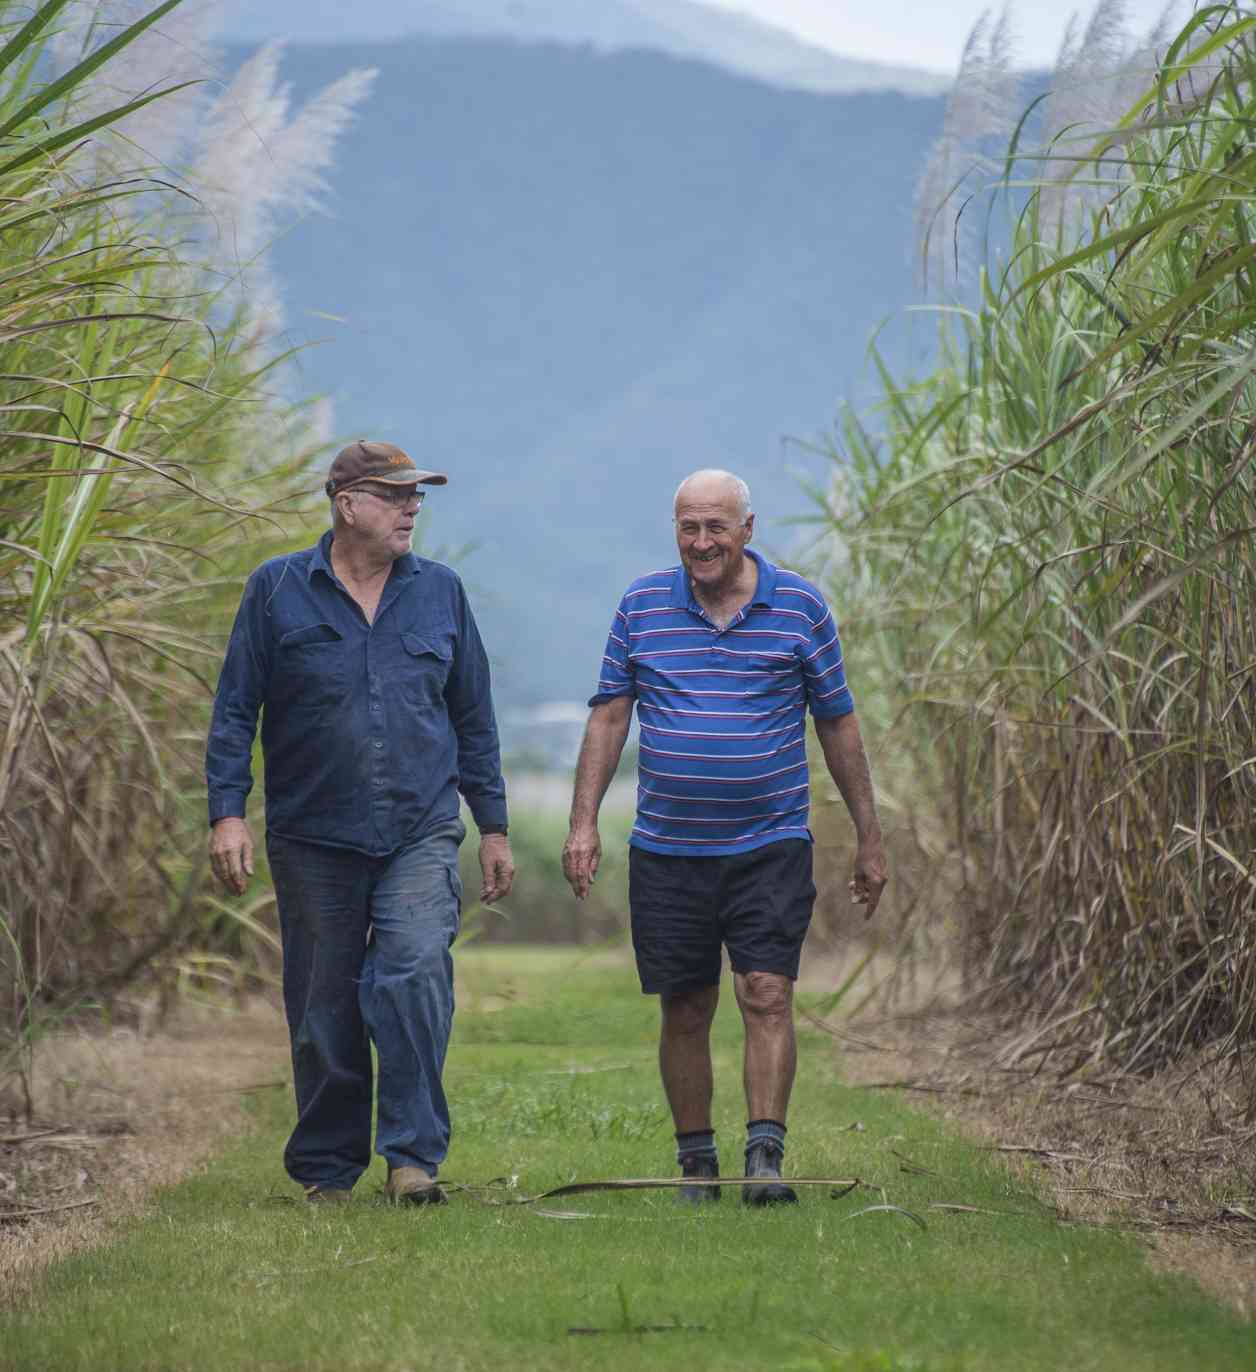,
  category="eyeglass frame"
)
[346,483,426,509]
